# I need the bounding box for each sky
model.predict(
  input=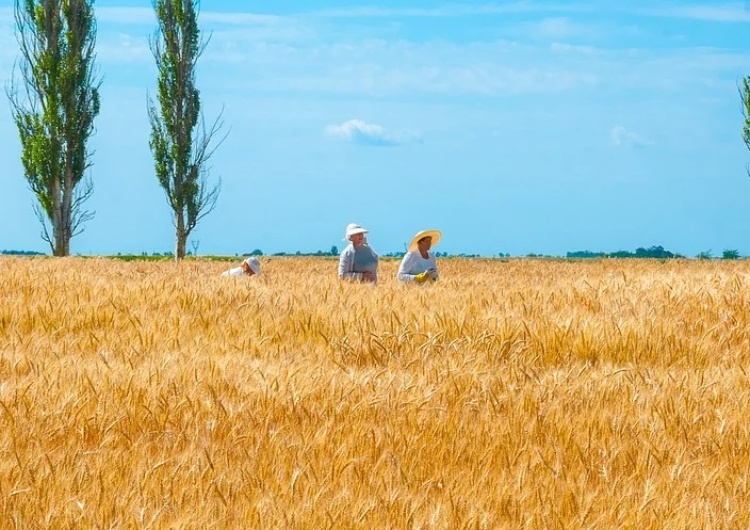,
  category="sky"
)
[1,1,750,257]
